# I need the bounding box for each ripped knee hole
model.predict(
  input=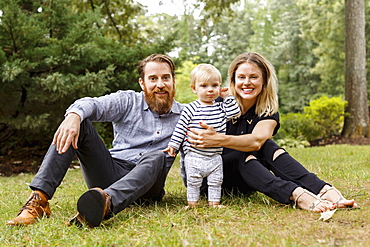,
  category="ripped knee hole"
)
[245,155,257,162]
[273,149,285,161]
